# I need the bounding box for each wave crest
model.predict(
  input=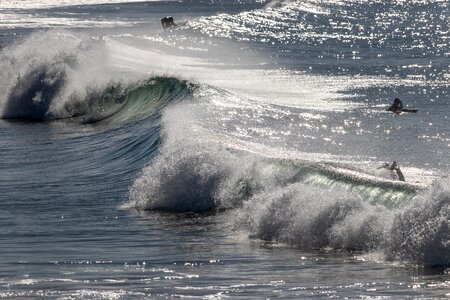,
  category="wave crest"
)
[3,62,67,120]
[0,33,195,123]
[0,31,195,123]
